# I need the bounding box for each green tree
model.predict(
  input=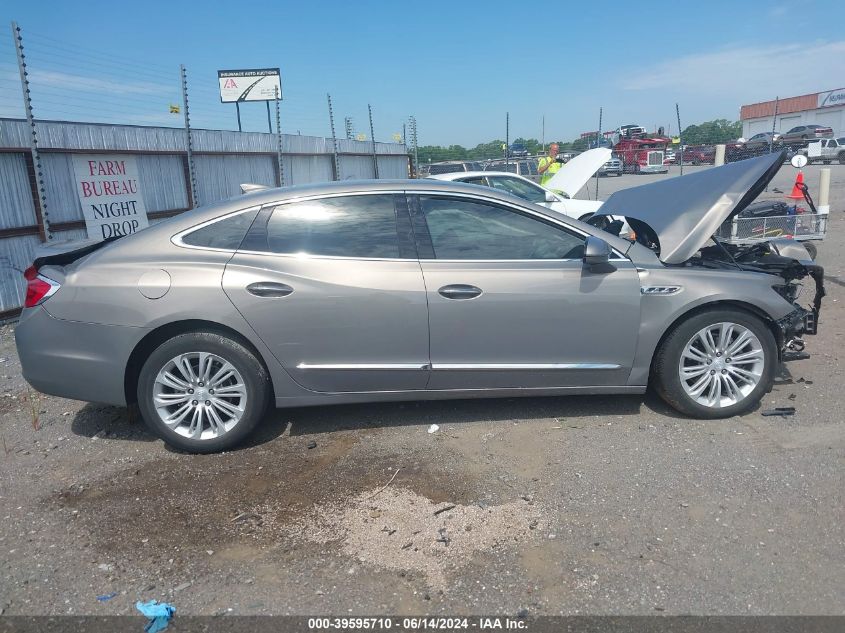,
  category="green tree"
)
[681,119,742,144]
